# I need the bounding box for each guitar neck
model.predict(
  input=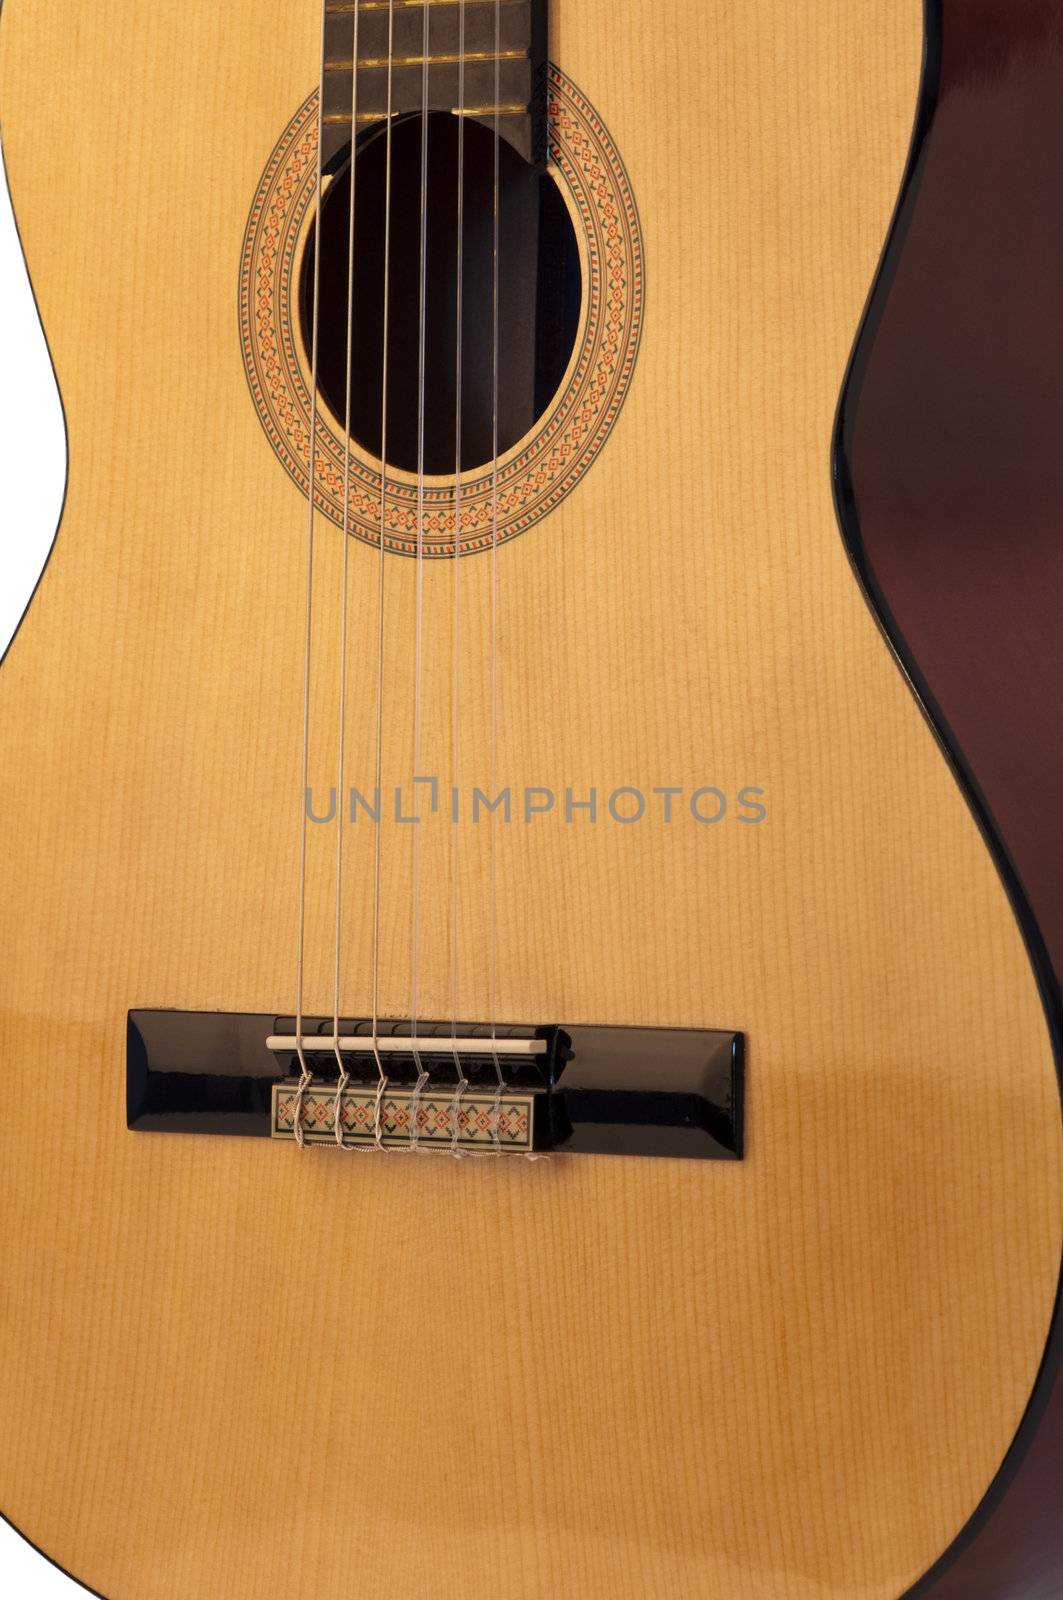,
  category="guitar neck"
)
[321,0,548,165]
